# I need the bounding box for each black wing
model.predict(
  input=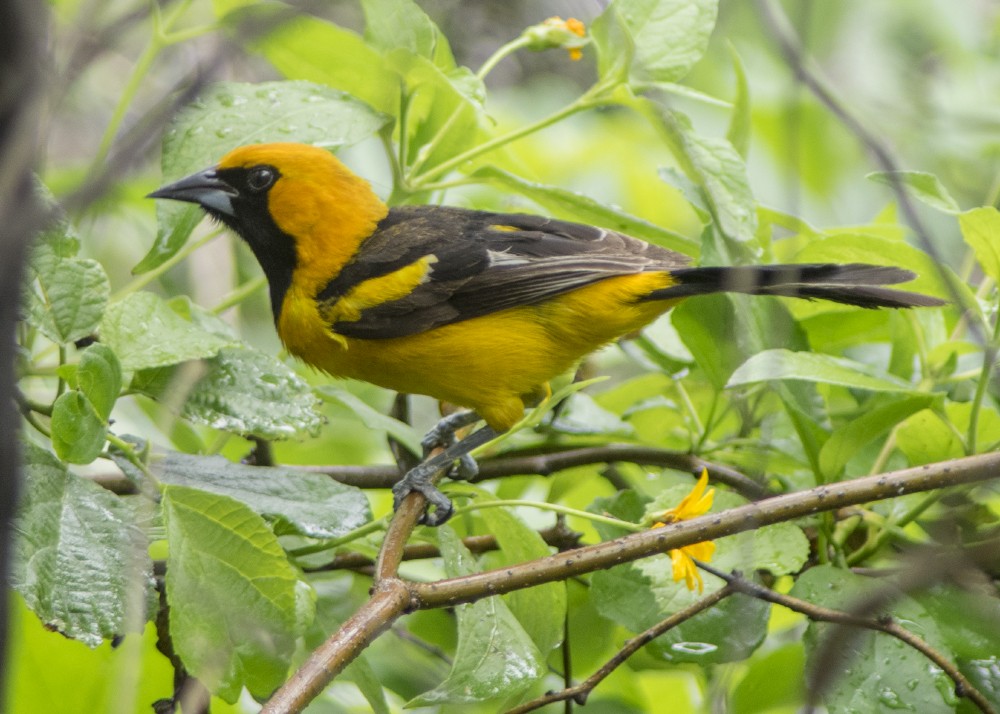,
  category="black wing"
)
[317,206,688,339]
